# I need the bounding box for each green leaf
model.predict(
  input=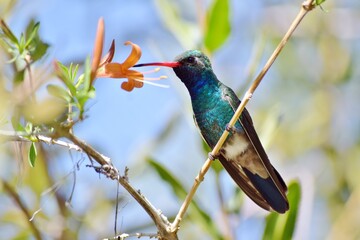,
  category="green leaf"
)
[282,181,301,239]
[47,84,71,102]
[25,22,40,48]
[315,0,326,5]
[148,159,223,239]
[13,69,25,83]
[204,0,231,53]
[148,158,187,198]
[0,19,19,45]
[24,20,49,61]
[262,180,301,240]
[28,142,37,167]
[82,57,91,91]
[86,87,96,99]
[11,114,24,132]
[31,39,49,61]
[18,33,26,54]
[154,0,198,50]
[54,61,77,95]
[24,122,33,134]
